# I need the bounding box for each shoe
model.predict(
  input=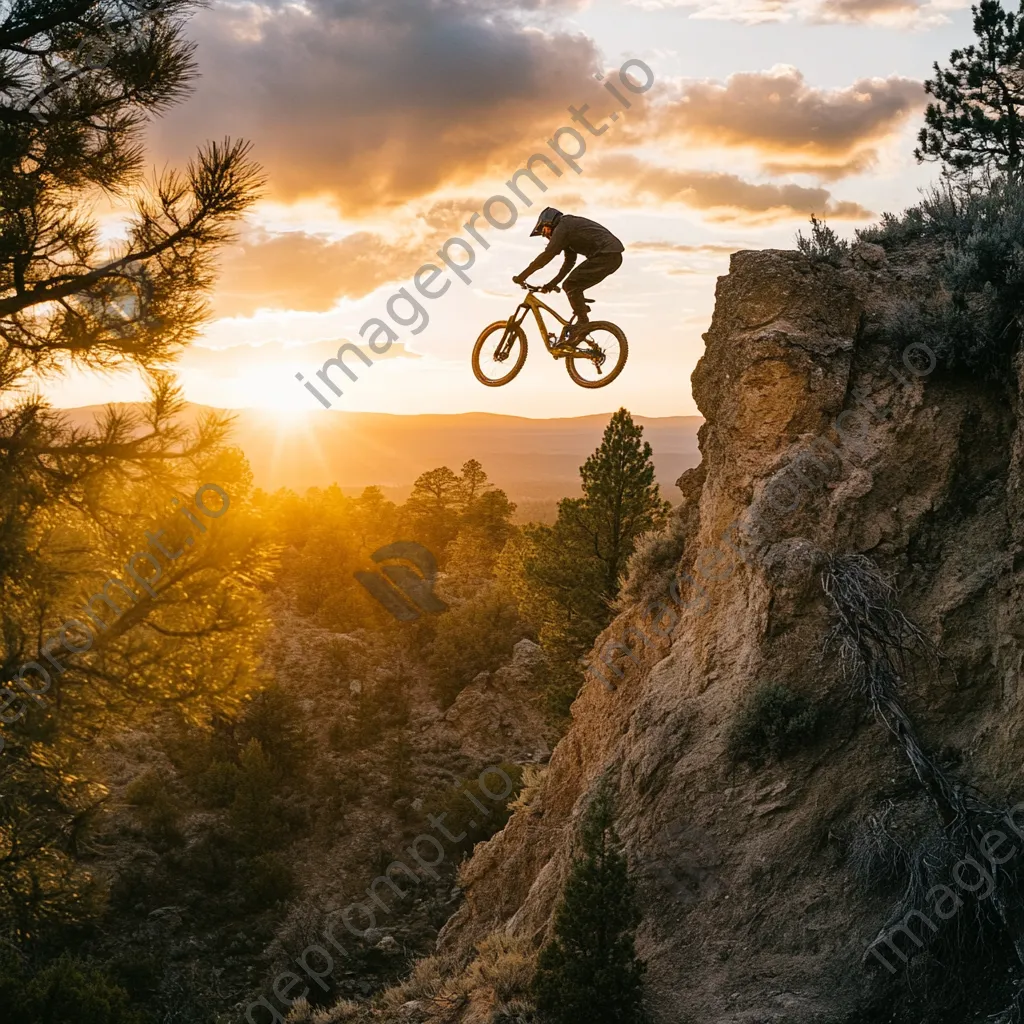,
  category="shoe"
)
[551,320,590,356]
